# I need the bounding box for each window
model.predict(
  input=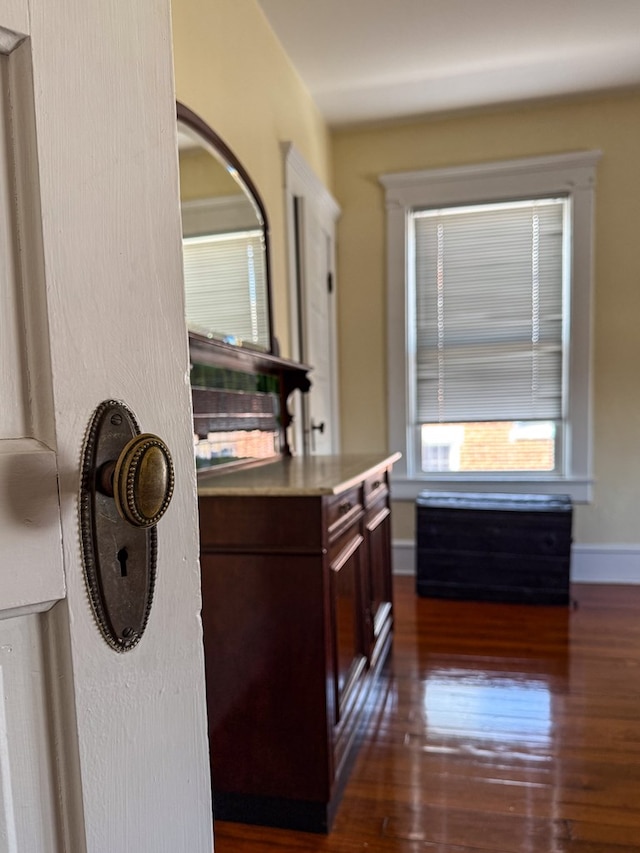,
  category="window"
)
[423,442,451,472]
[415,197,565,475]
[381,151,600,502]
